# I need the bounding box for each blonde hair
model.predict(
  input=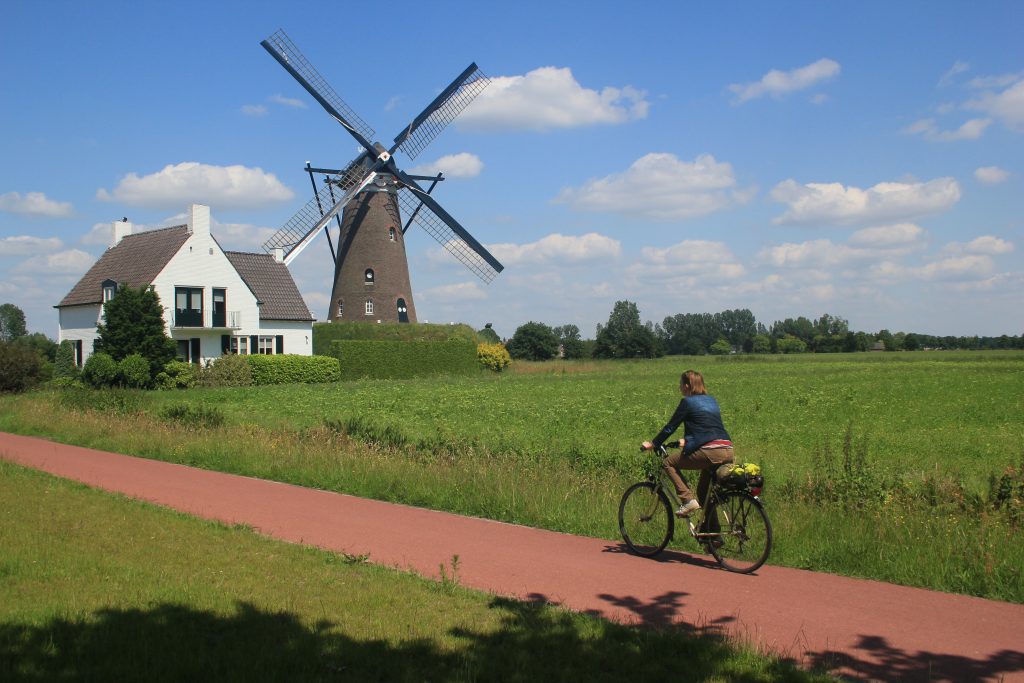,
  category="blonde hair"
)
[680,369,707,396]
